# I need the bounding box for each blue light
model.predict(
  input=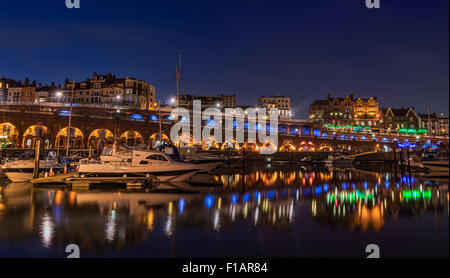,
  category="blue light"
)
[385,182,390,189]
[313,129,321,137]
[392,138,398,141]
[301,126,312,136]
[150,115,158,121]
[178,198,186,215]
[364,181,368,190]
[352,183,356,189]
[205,195,214,209]
[322,133,328,138]
[130,113,144,121]
[58,110,71,116]
[243,193,250,203]
[350,135,356,140]
[254,191,262,200]
[342,182,348,190]
[397,182,400,188]
[361,136,367,140]
[381,138,389,142]
[340,135,347,140]
[266,190,276,199]
[402,176,407,184]
[315,186,322,195]
[323,184,329,192]
[231,194,239,204]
